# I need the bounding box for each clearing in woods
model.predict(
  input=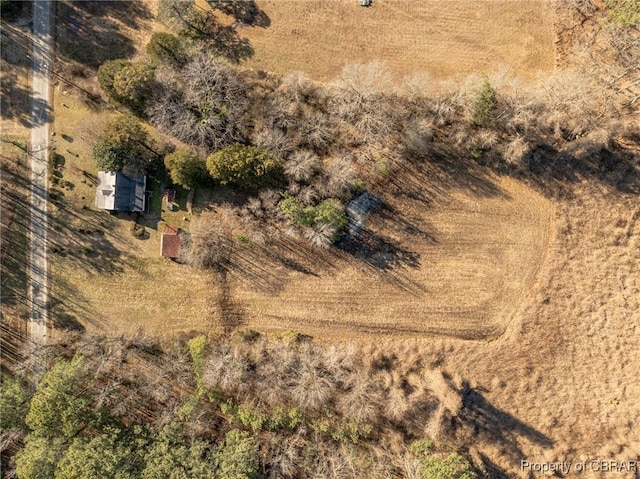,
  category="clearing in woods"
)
[237,0,556,82]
